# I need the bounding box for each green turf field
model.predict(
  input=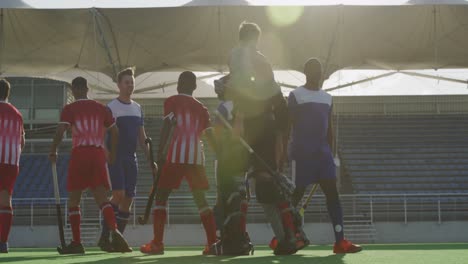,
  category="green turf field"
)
[1,244,467,264]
